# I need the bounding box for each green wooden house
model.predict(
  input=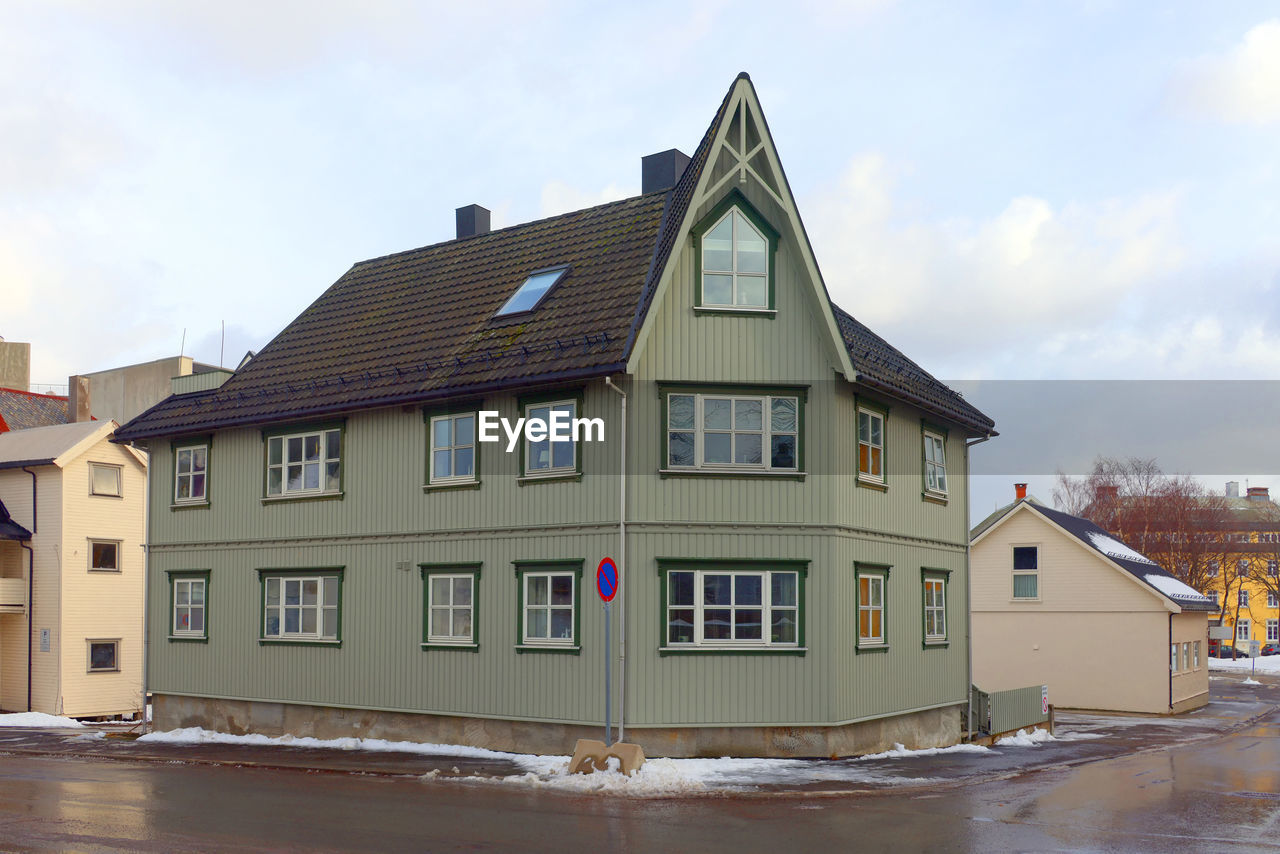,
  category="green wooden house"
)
[115,74,995,758]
